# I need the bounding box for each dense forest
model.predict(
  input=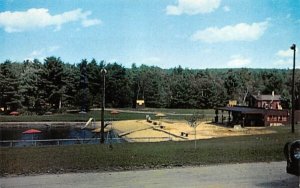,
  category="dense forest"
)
[0,57,299,114]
